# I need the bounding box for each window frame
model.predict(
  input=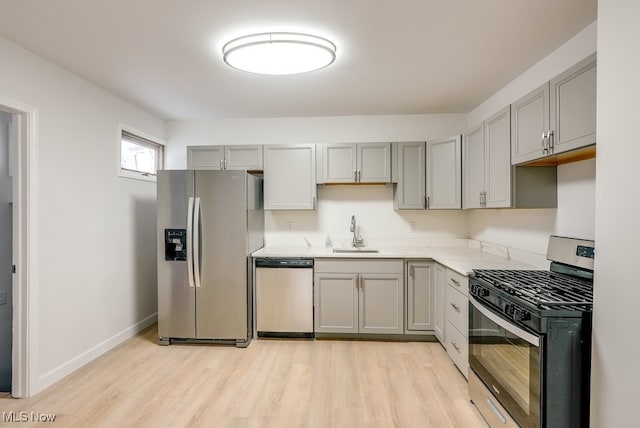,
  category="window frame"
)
[118,124,165,182]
